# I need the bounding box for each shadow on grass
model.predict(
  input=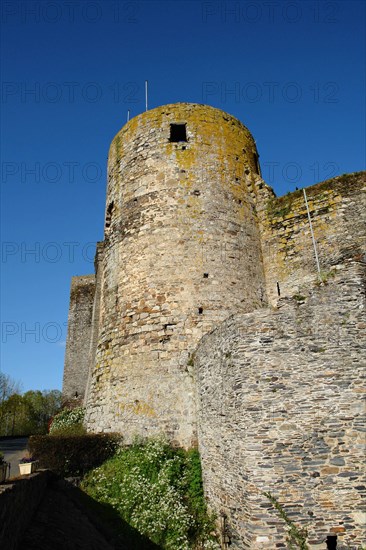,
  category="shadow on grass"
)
[61,479,161,549]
